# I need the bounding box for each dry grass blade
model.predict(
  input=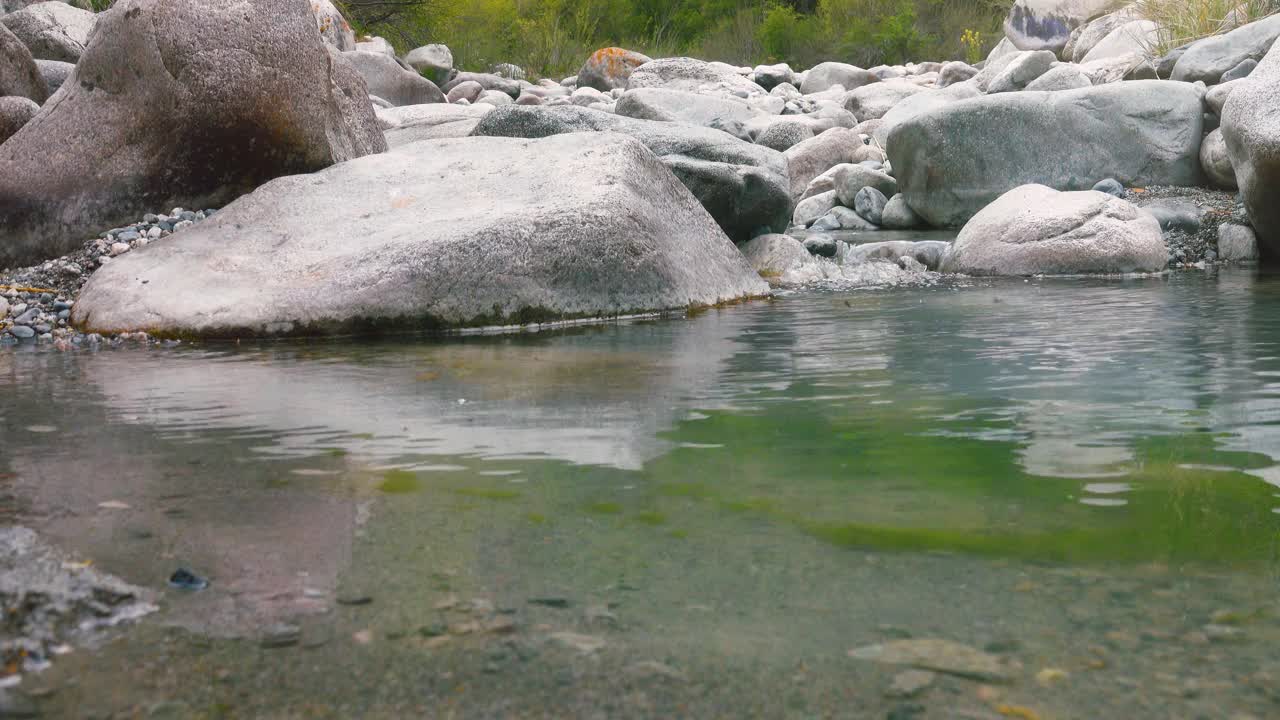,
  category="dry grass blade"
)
[1135,0,1280,56]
